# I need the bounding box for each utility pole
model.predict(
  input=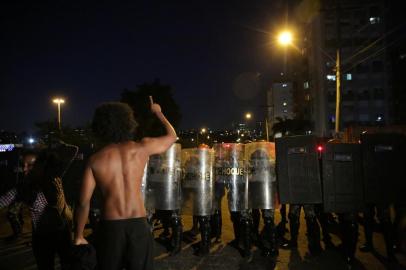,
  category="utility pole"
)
[335,48,341,135]
[334,0,342,137]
